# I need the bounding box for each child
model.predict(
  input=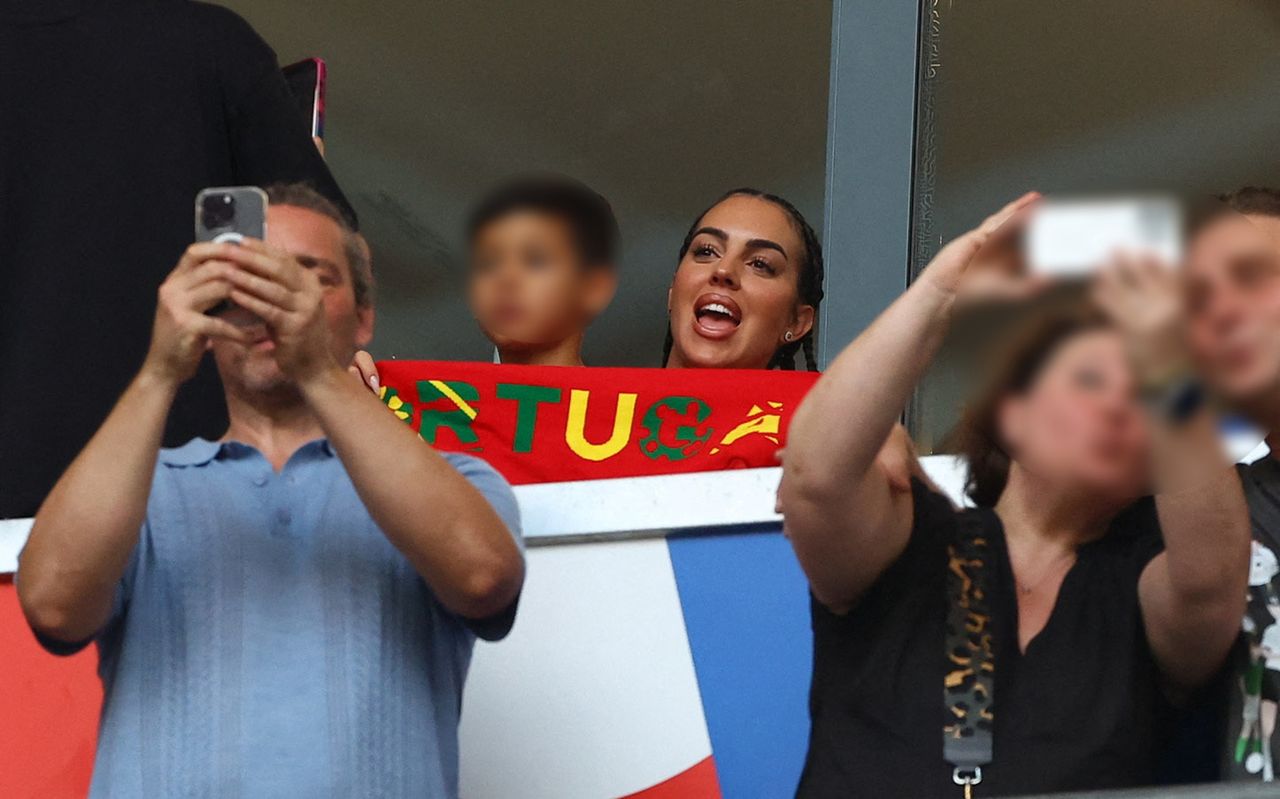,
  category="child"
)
[466,174,620,366]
